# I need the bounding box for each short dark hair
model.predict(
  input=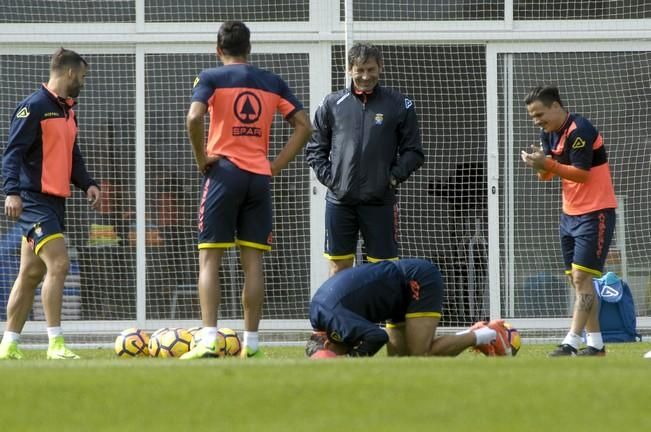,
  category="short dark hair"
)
[347,43,383,69]
[50,47,88,73]
[524,85,564,108]
[217,21,251,57]
[305,331,328,357]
